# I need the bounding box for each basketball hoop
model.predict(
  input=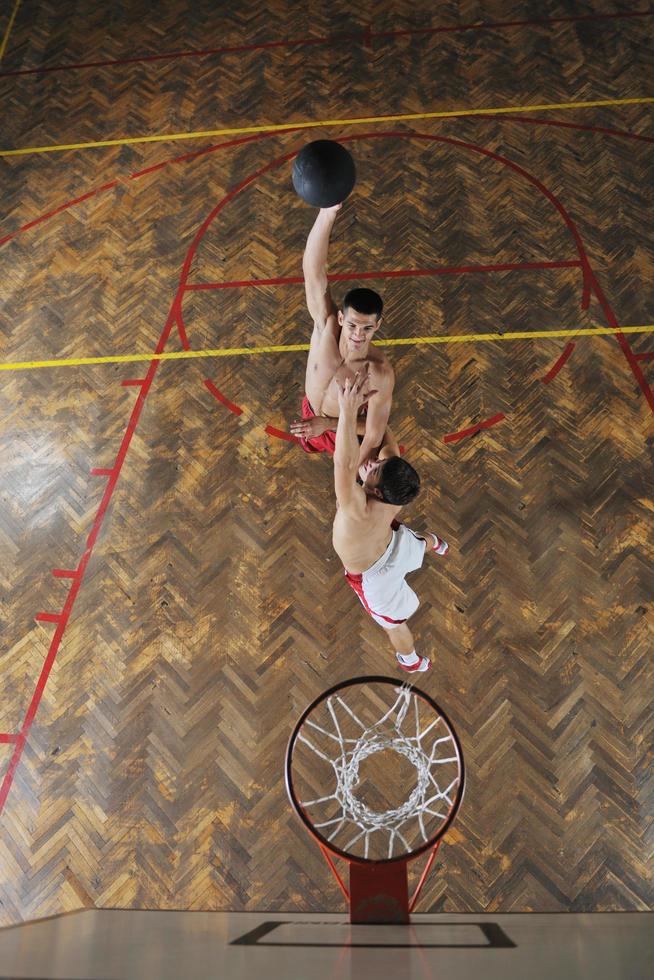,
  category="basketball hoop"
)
[285,676,465,923]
